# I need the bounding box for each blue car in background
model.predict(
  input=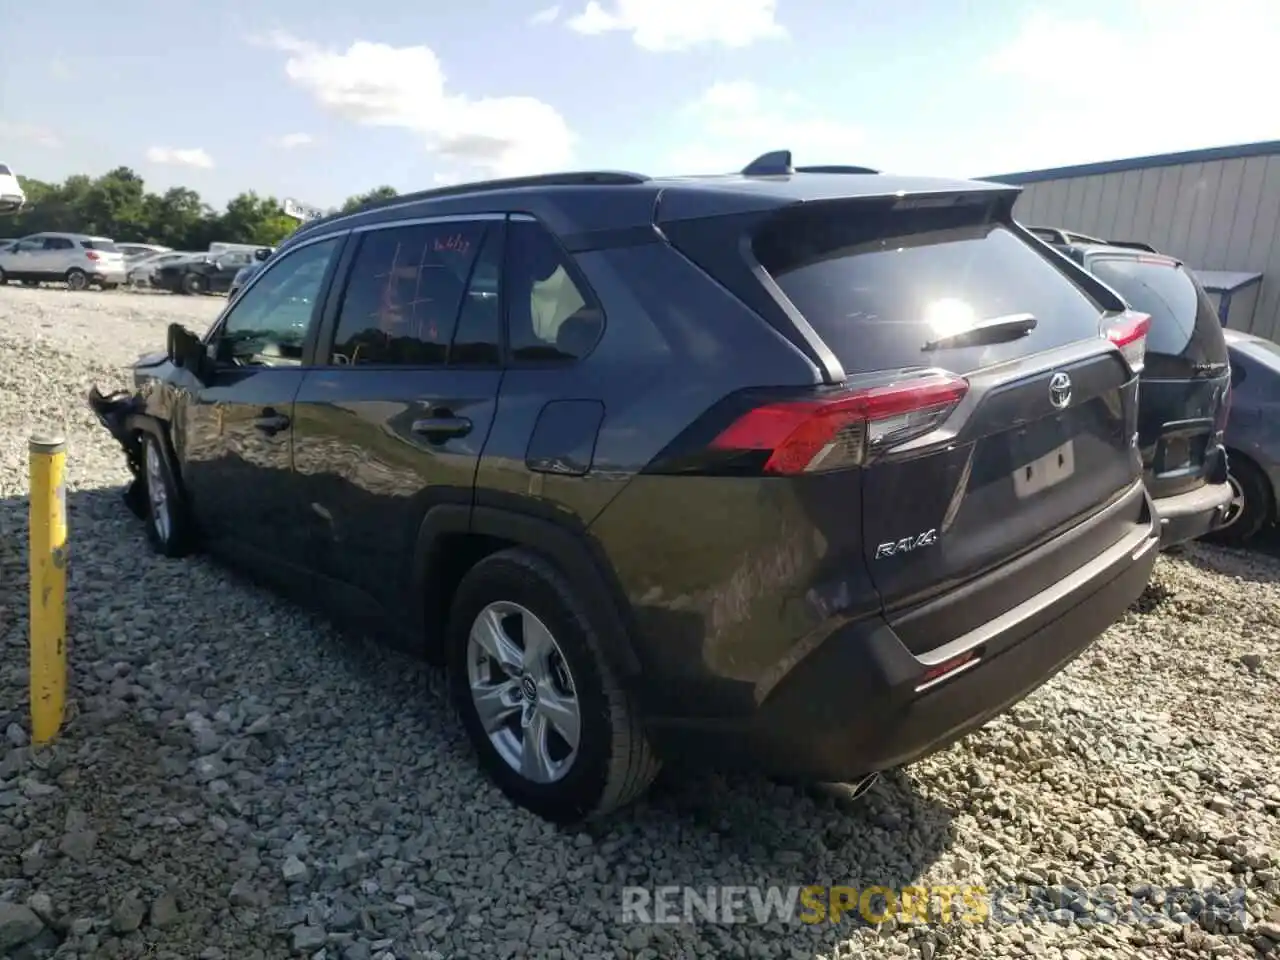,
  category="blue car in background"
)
[1206,329,1280,546]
